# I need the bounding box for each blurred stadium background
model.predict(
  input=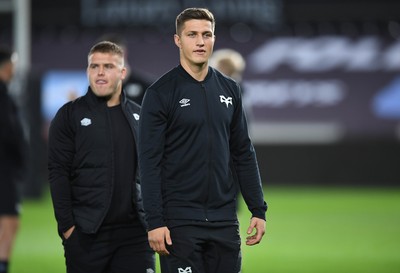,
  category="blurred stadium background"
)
[1,0,400,272]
